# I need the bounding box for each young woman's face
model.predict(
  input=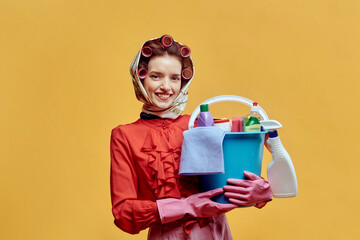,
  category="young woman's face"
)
[143,55,182,111]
